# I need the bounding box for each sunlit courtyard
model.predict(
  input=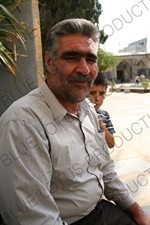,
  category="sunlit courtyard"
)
[103,84,150,216]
